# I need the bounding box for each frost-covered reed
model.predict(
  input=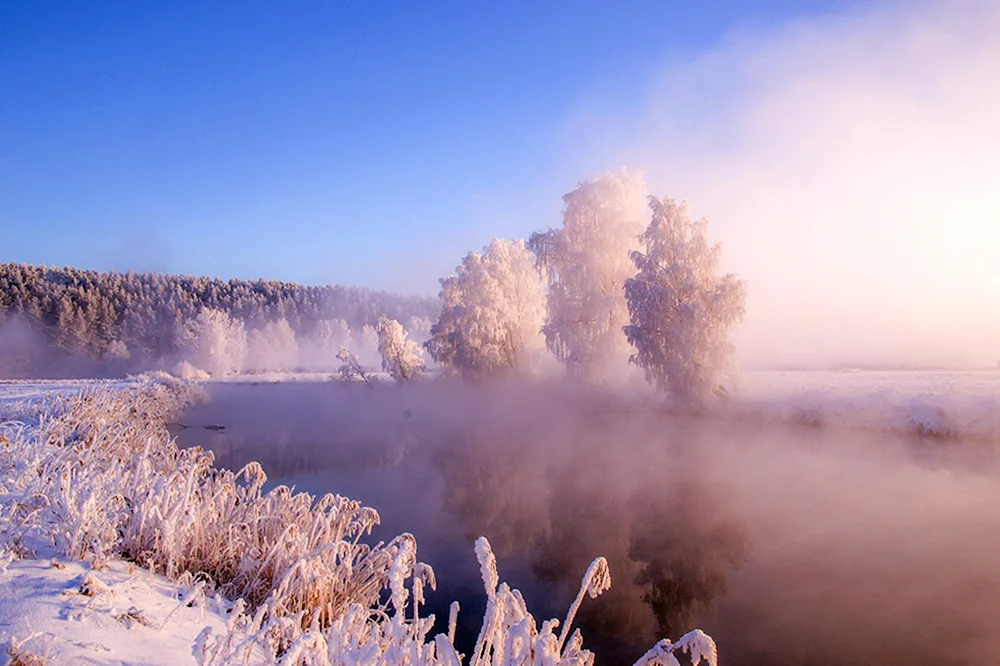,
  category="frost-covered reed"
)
[0,377,718,665]
[195,536,717,666]
[1,376,397,626]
